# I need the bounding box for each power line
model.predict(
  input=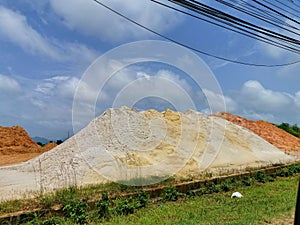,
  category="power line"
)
[216,0,300,32]
[169,0,300,49]
[272,0,300,15]
[152,0,300,53]
[91,0,300,67]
